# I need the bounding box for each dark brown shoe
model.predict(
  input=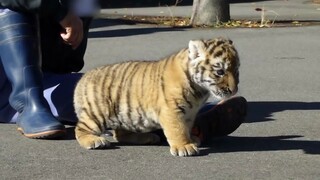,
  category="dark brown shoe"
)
[192,96,247,144]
